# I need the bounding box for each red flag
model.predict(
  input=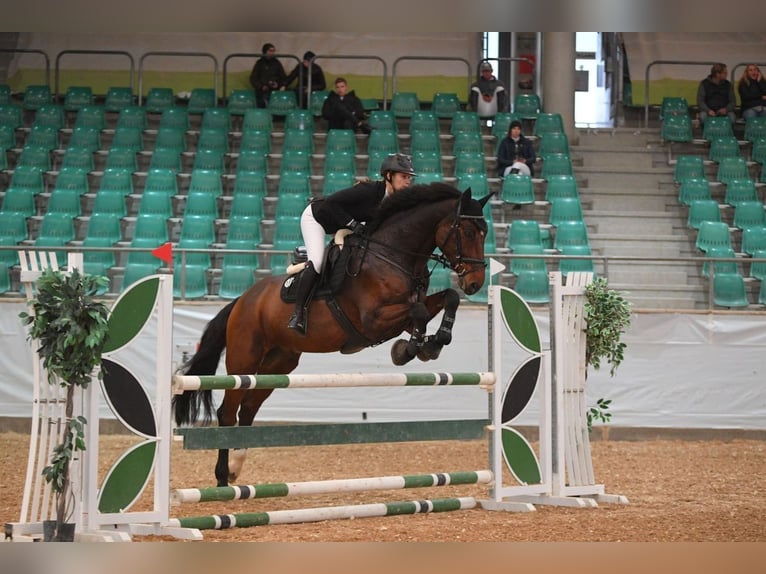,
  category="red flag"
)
[151,242,173,264]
